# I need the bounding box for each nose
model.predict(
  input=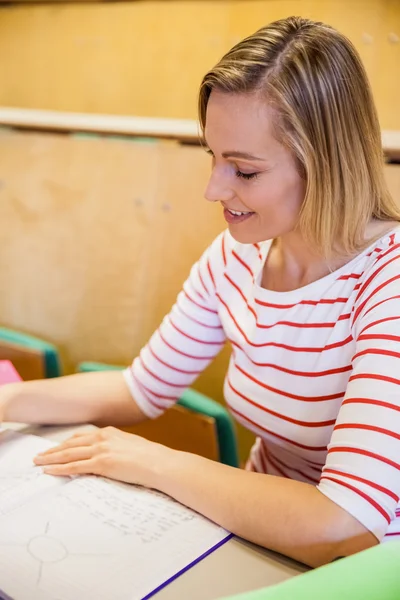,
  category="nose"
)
[204,167,235,204]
